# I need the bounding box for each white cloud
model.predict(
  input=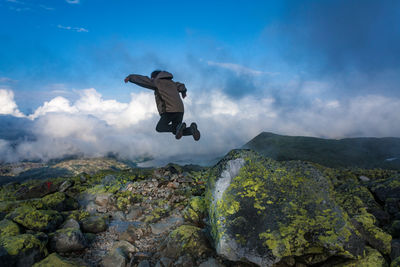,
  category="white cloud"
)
[65,0,79,4]
[207,61,279,76]
[0,89,25,117]
[57,25,88,33]
[1,87,400,164]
